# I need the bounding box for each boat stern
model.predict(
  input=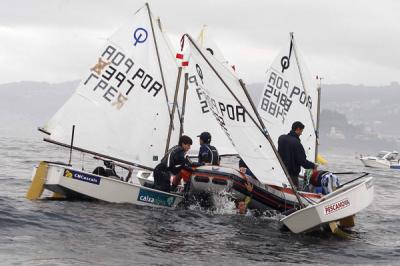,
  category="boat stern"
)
[281,176,374,233]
